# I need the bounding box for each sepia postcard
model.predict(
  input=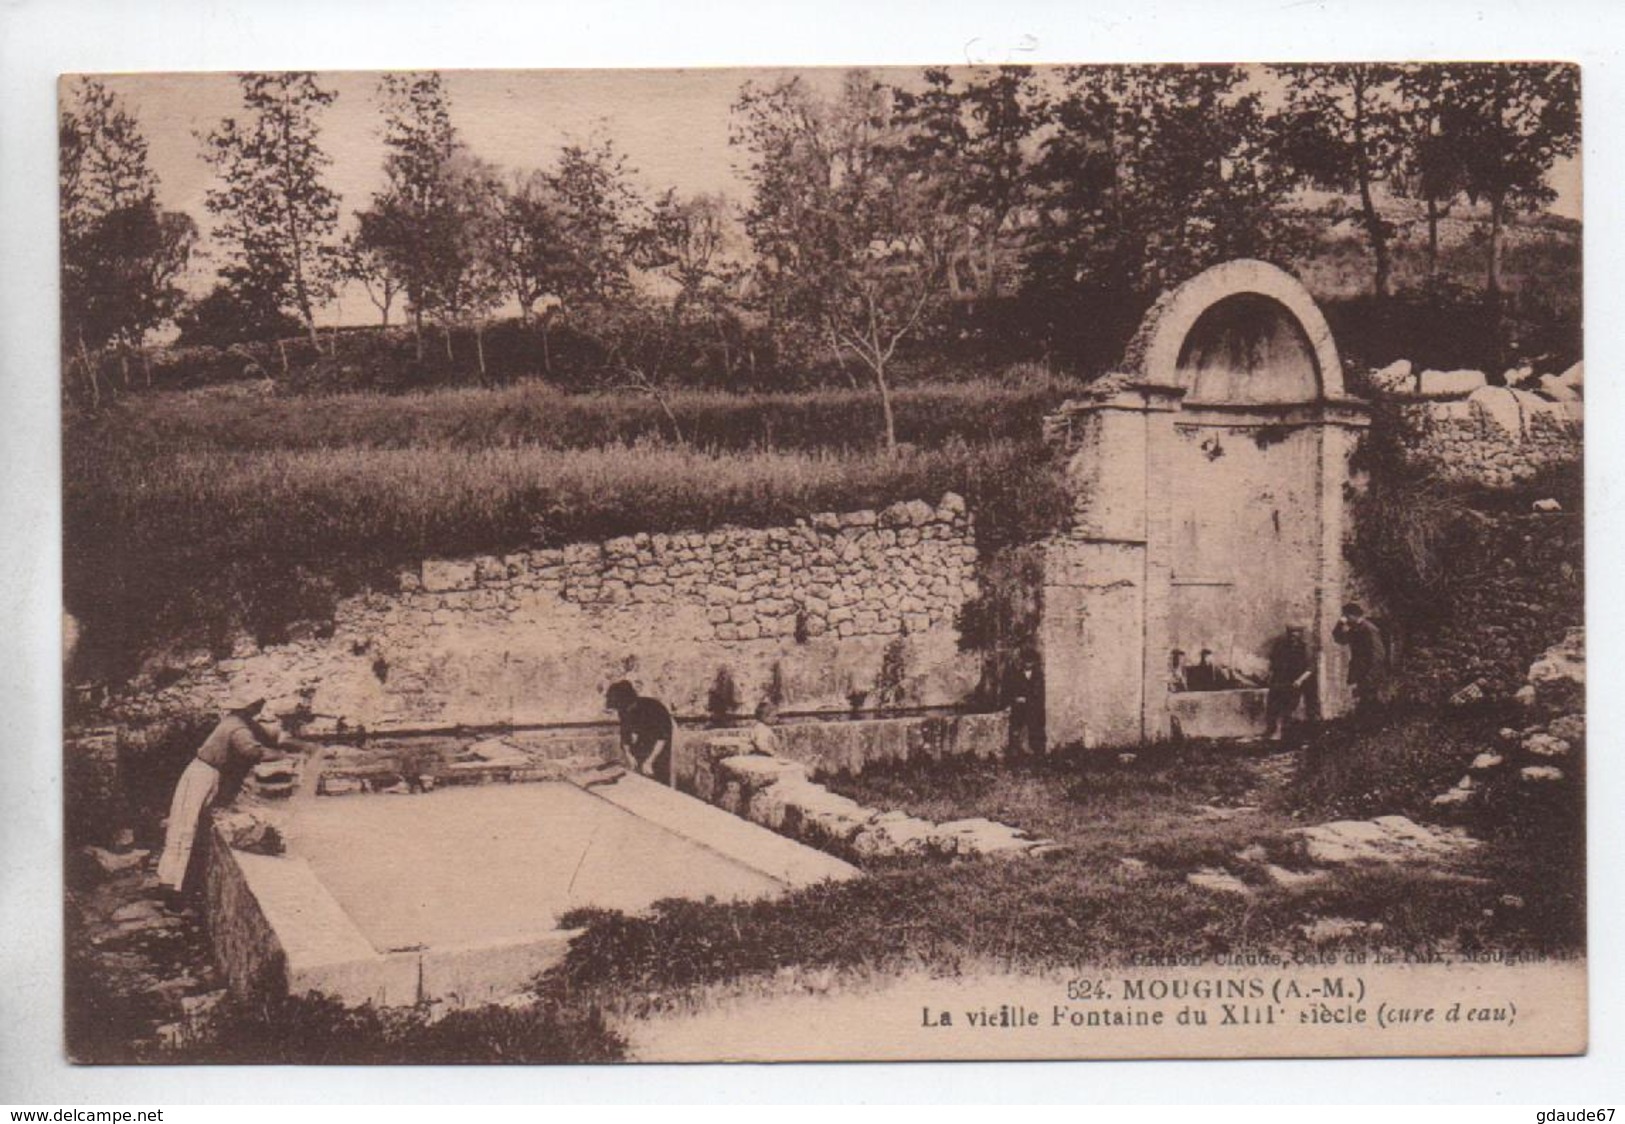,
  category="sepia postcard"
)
[58,62,1586,1065]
